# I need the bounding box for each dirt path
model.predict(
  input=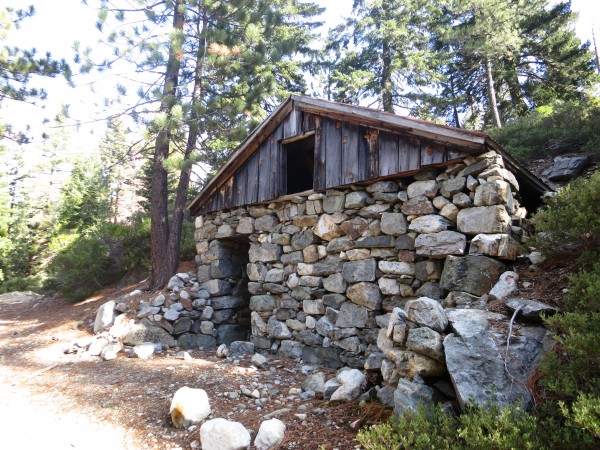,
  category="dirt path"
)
[0,289,383,450]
